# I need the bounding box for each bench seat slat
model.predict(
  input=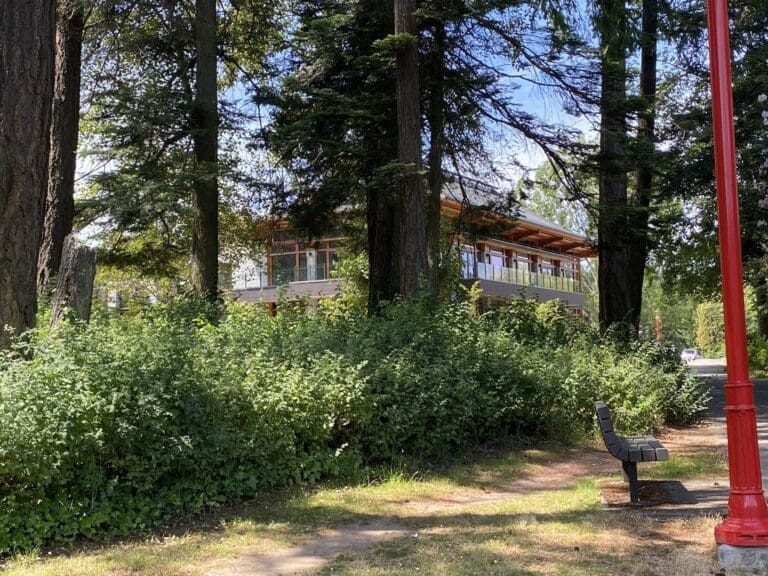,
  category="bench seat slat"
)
[594,401,670,502]
[595,403,612,423]
[594,401,668,462]
[640,445,656,461]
